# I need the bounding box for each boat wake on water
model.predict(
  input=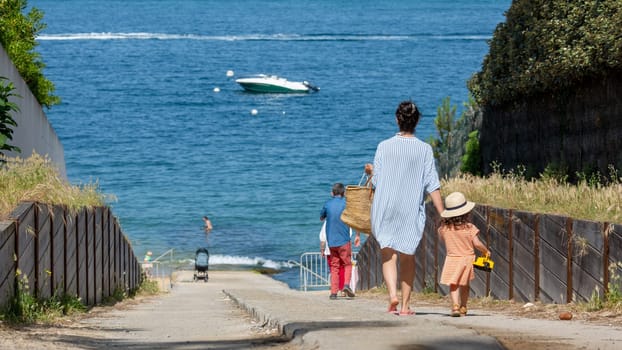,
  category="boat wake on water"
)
[37,32,492,42]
